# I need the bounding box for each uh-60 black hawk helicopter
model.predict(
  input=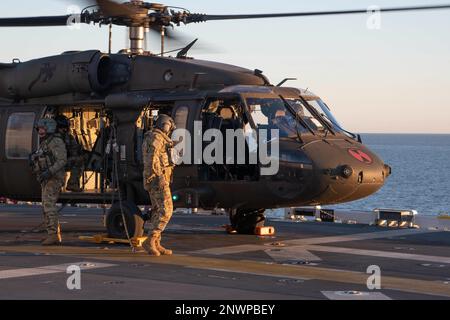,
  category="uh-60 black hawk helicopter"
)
[0,0,448,238]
